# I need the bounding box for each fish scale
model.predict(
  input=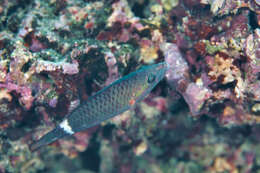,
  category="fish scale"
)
[30,62,167,151]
